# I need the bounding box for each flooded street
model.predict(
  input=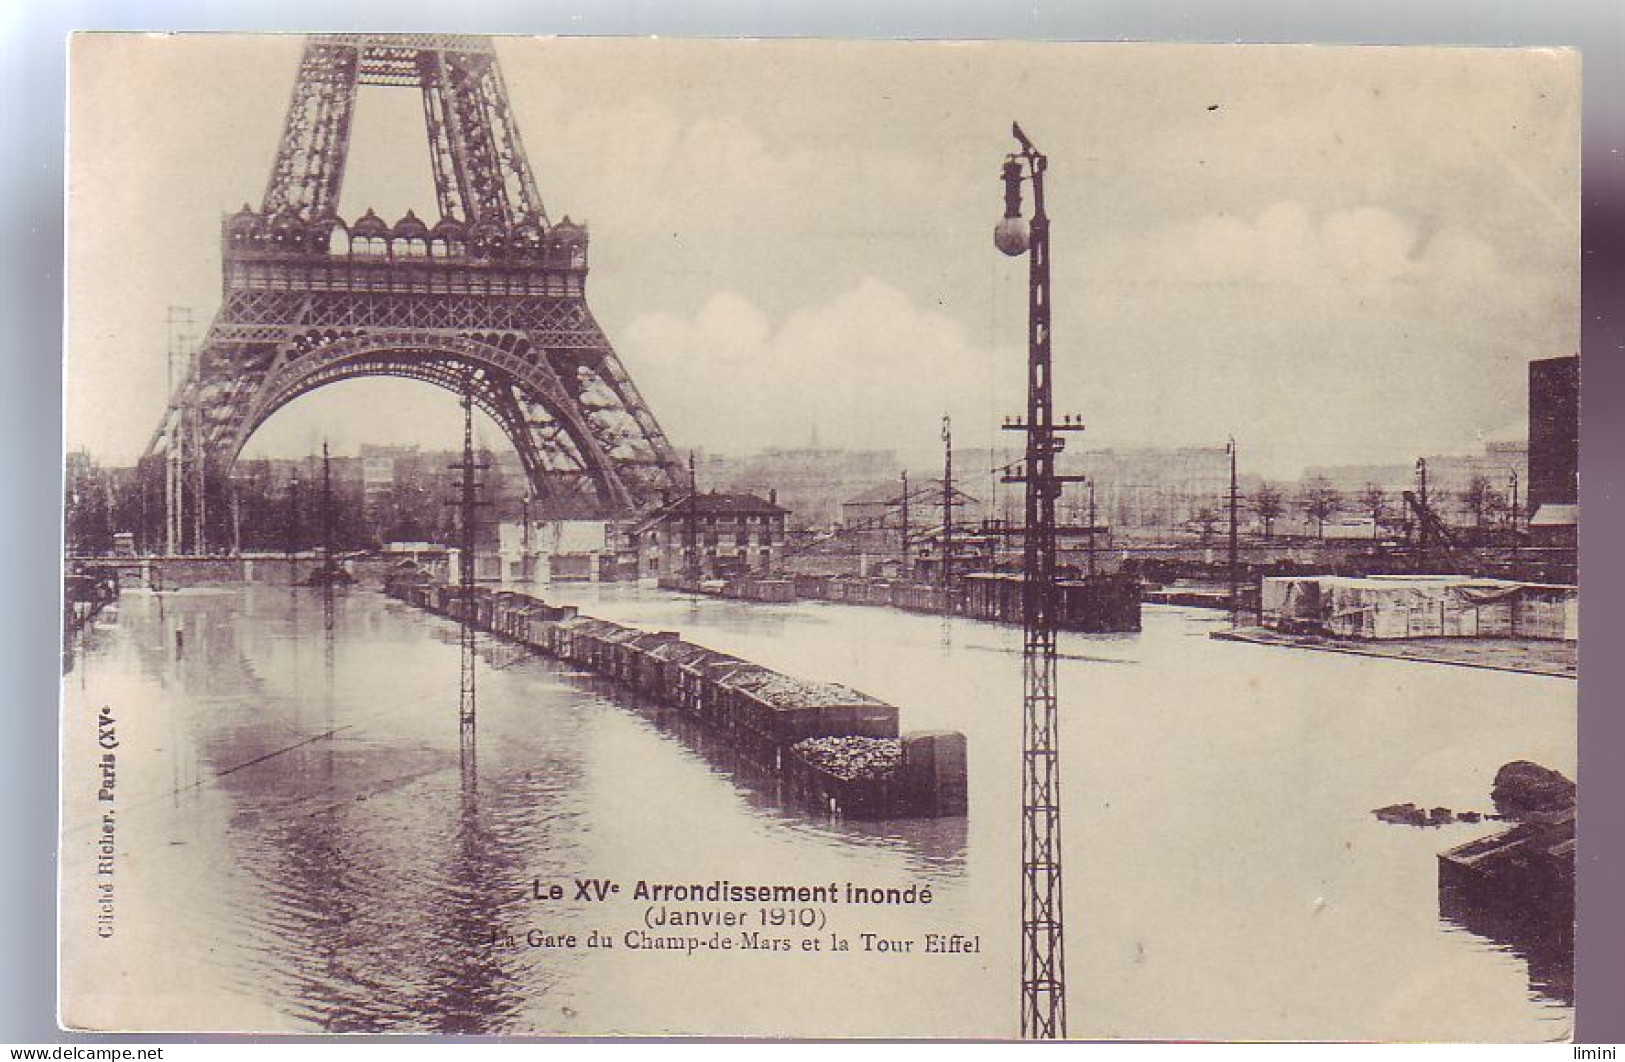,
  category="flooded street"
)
[60,583,1575,1040]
